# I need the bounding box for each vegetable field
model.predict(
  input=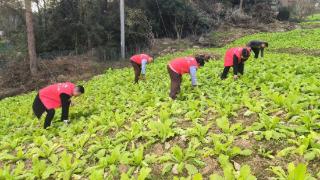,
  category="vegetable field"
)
[0,28,320,180]
[306,14,320,21]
